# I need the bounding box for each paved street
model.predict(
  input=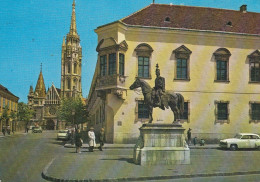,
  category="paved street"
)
[0,131,65,182]
[1,132,260,181]
[46,144,260,181]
